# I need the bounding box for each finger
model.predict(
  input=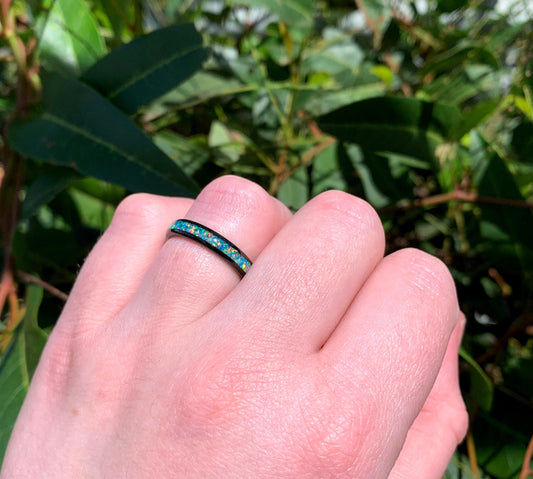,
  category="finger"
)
[320,248,460,475]
[212,190,385,354]
[122,175,291,329]
[60,194,193,331]
[388,314,468,479]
